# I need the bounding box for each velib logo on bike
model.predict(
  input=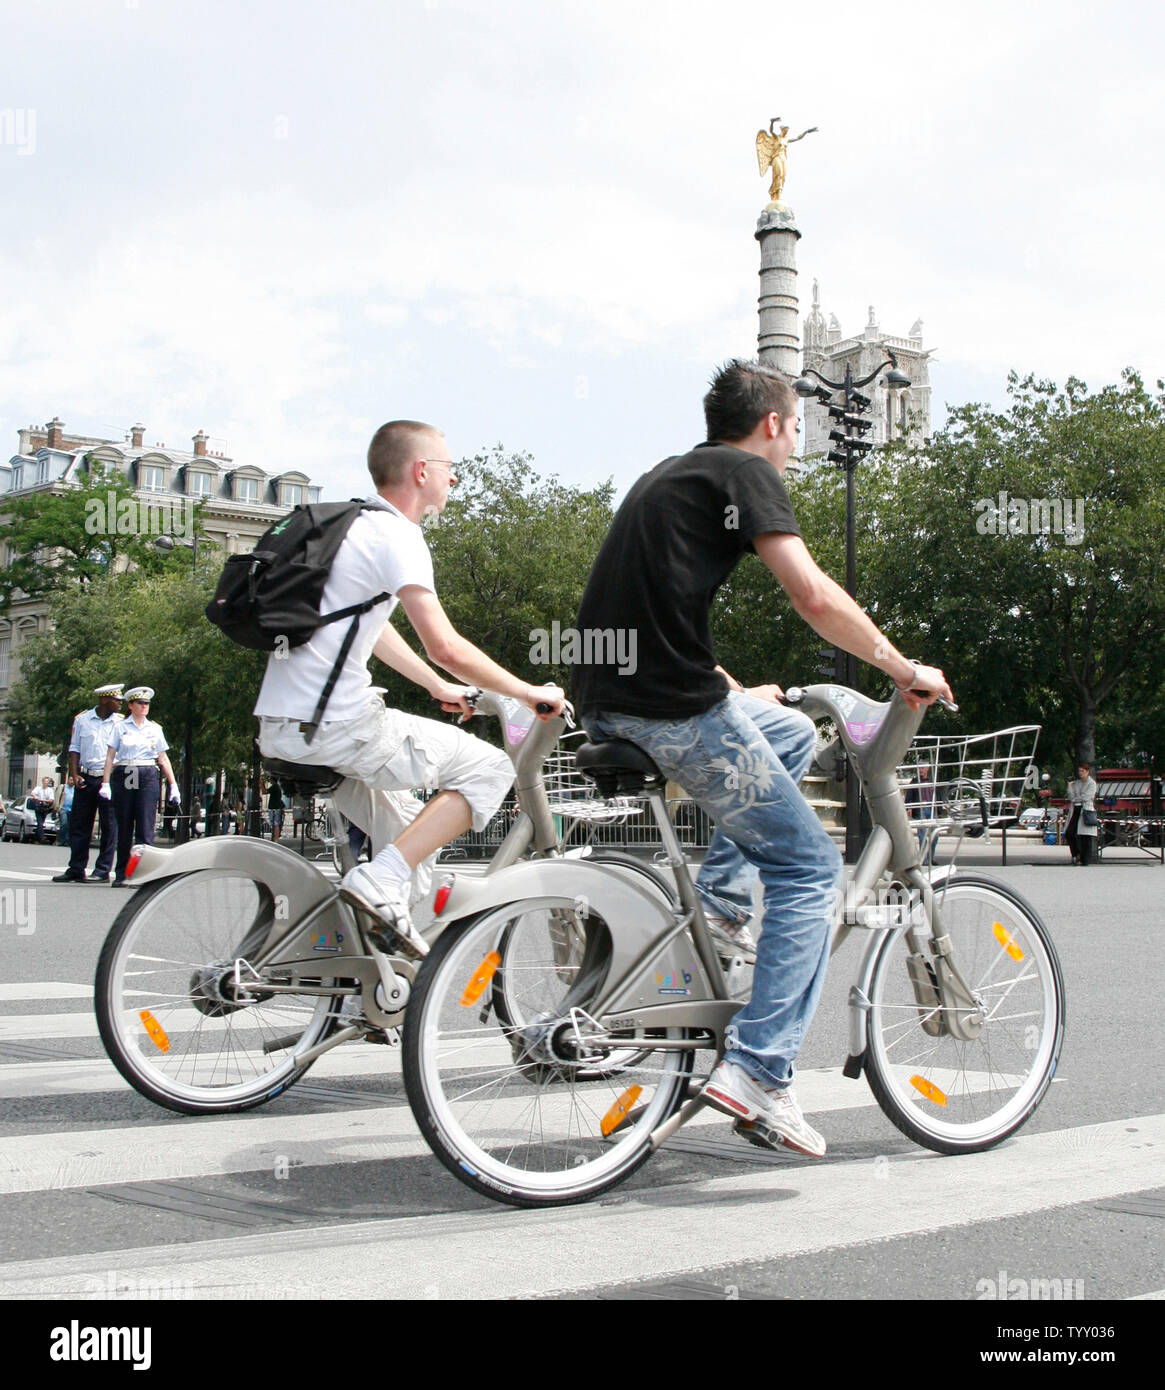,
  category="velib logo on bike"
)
[974,491,1085,545]
[528,621,637,676]
[656,966,694,996]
